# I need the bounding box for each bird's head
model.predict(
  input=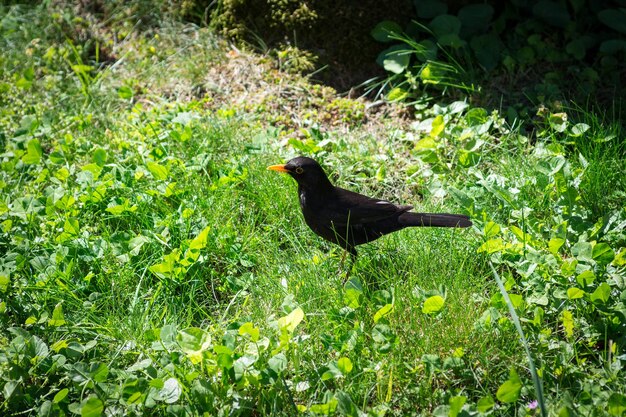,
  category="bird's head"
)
[267,156,332,189]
